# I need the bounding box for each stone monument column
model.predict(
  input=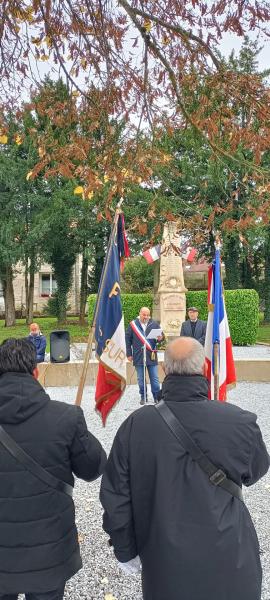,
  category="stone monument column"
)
[158,222,187,340]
